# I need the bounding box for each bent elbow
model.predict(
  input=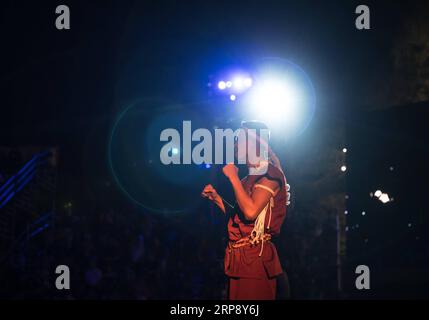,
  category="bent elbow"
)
[243,209,258,221]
